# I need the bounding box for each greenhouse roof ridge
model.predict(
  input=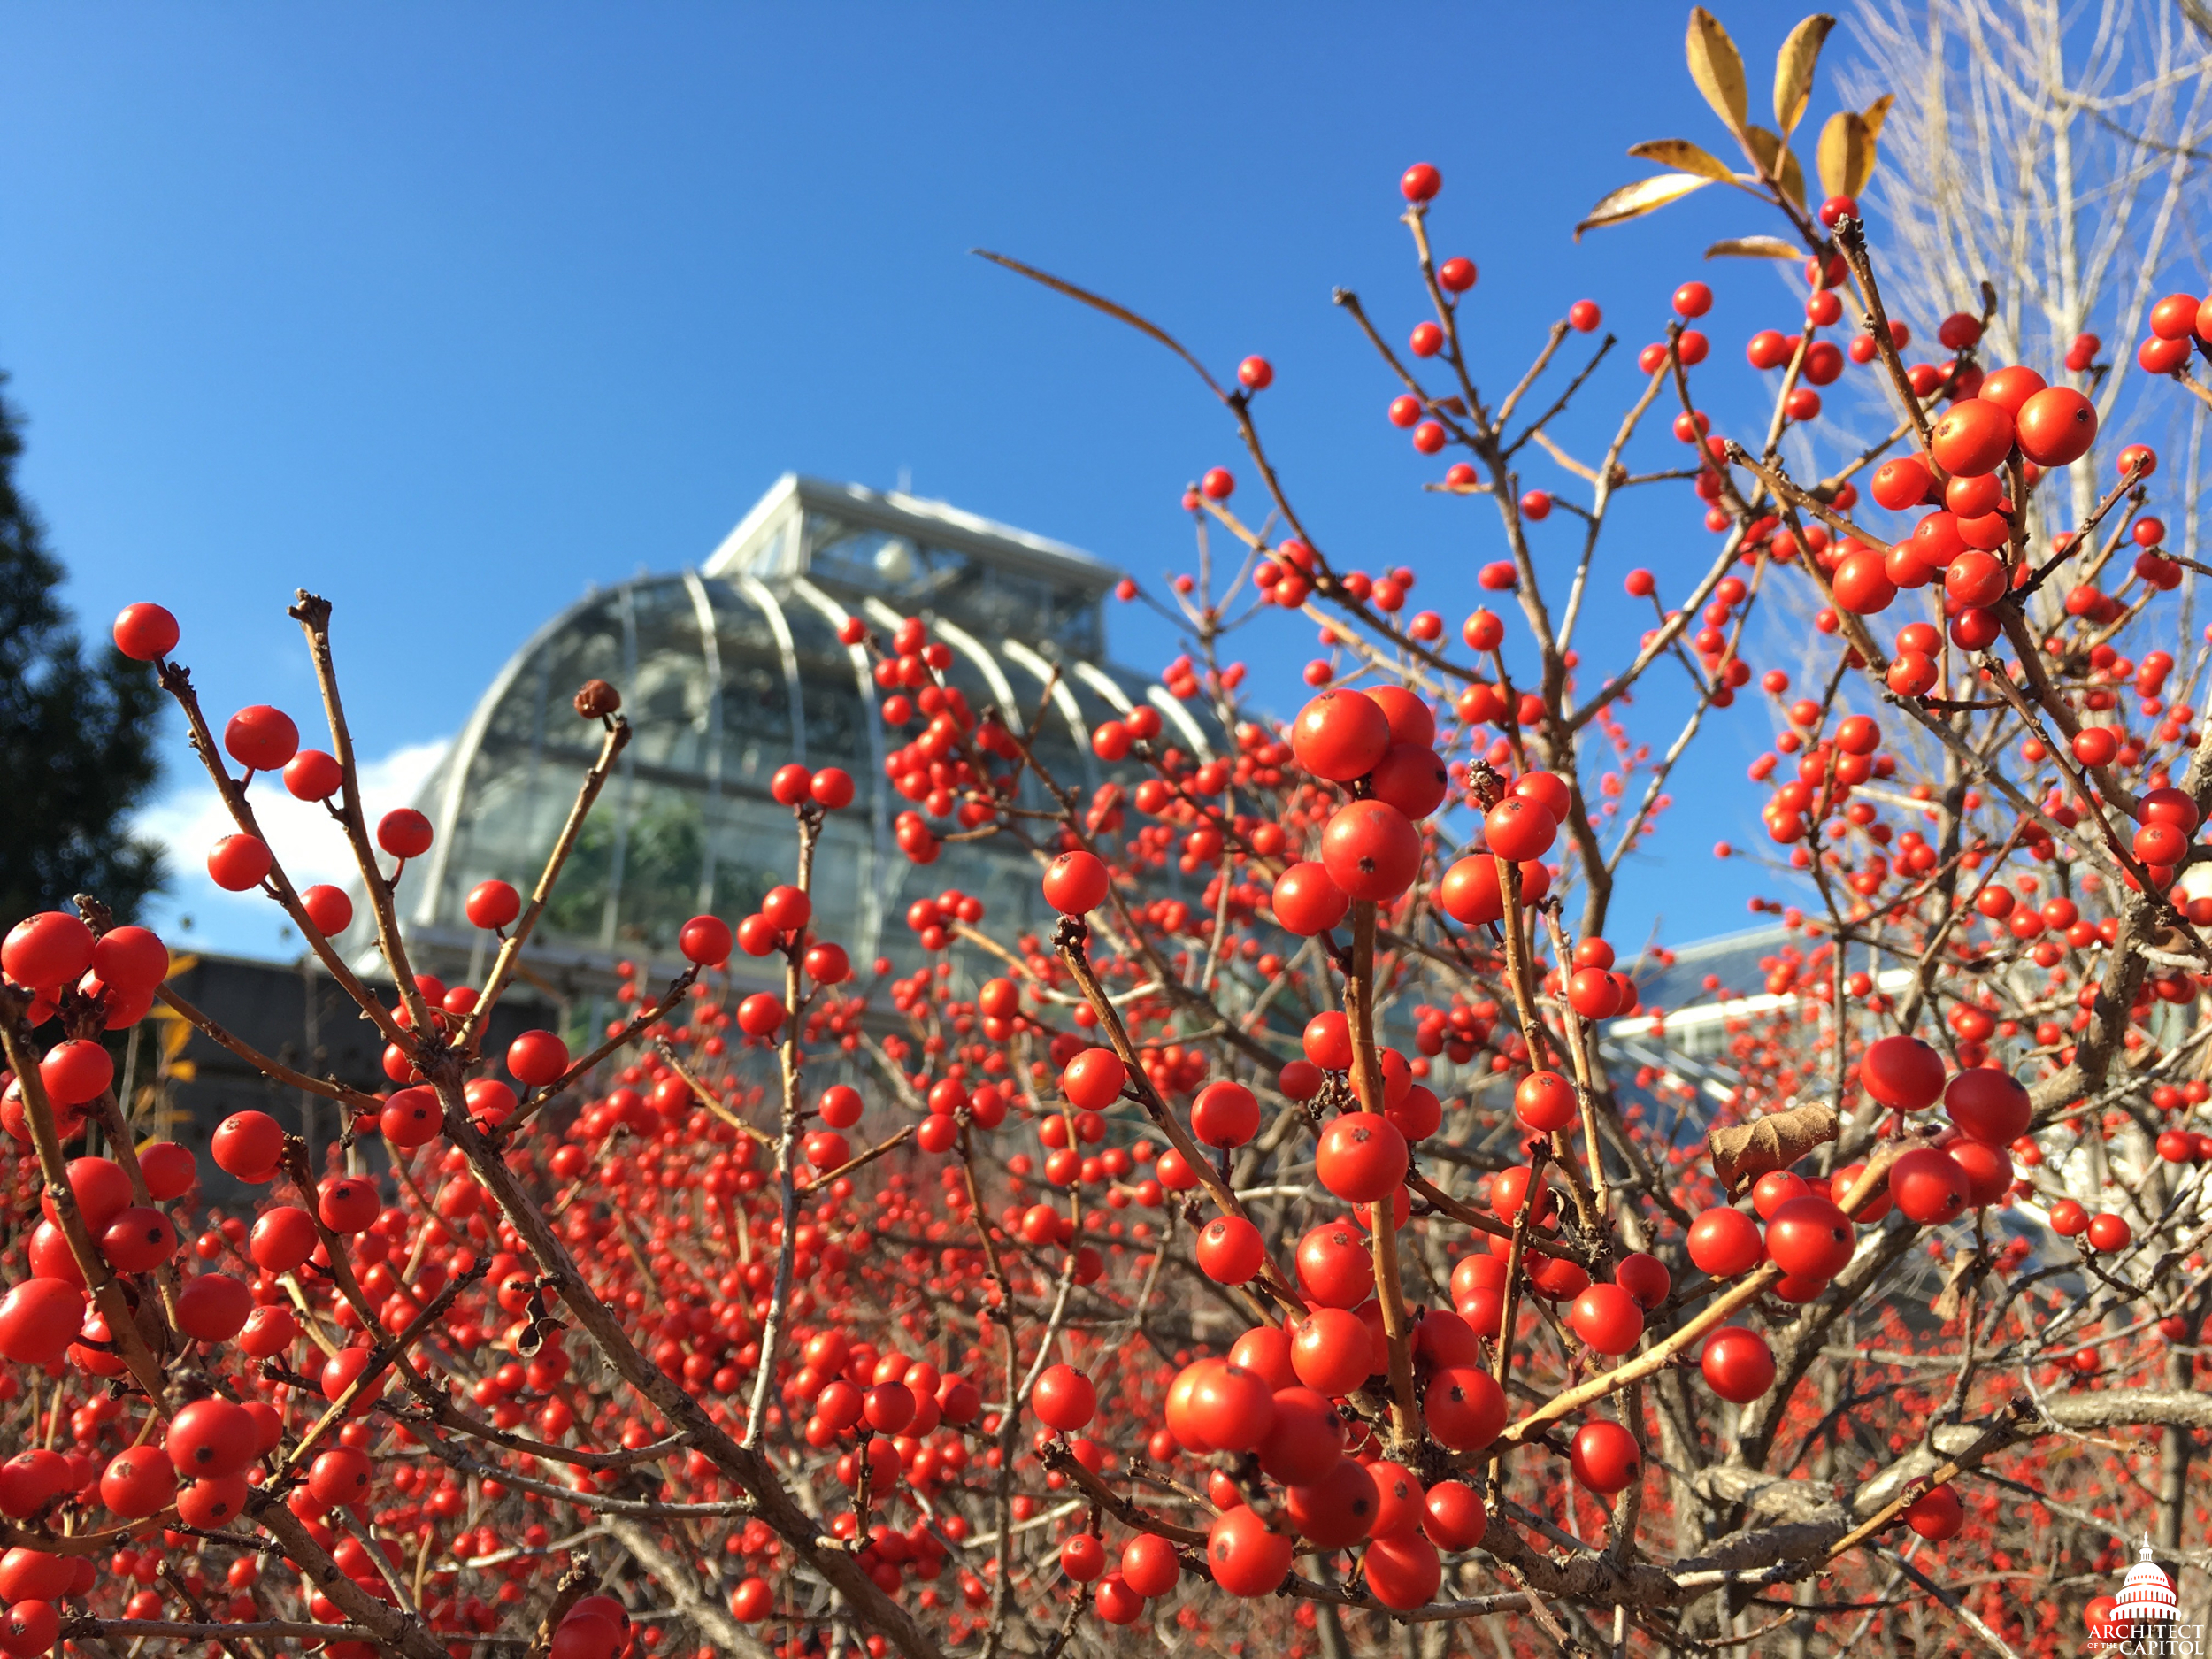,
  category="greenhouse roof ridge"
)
[701,472,1117,592]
